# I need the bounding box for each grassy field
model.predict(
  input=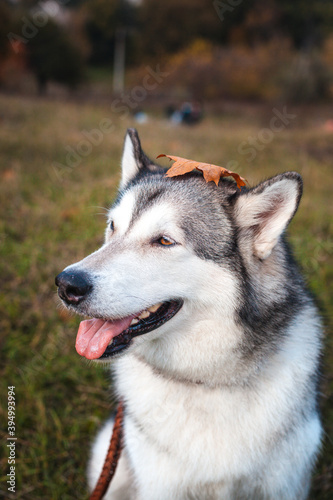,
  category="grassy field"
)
[0,94,332,499]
